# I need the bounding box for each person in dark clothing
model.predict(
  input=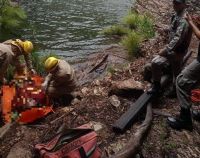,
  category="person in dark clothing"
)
[167,13,200,131]
[144,0,192,97]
